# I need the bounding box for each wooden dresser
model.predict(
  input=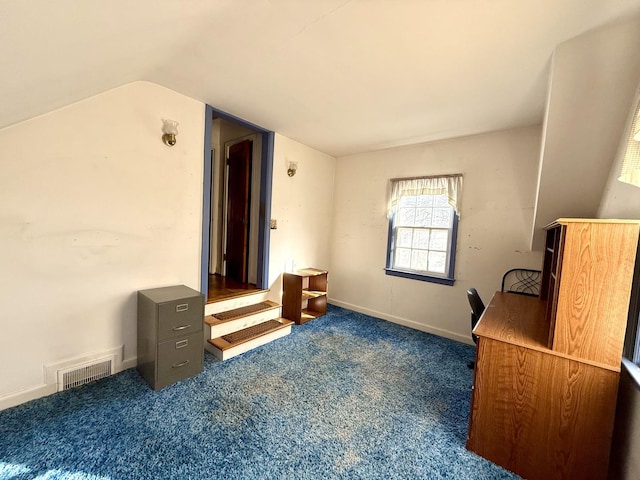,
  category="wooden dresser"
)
[466,219,640,480]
